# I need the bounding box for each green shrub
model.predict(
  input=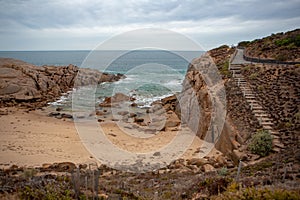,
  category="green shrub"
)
[243,65,251,71]
[238,41,251,47]
[275,34,300,47]
[257,85,265,92]
[249,73,258,80]
[216,187,300,200]
[275,38,293,46]
[218,167,228,176]
[19,181,73,200]
[275,54,288,61]
[248,130,272,157]
[220,60,231,77]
